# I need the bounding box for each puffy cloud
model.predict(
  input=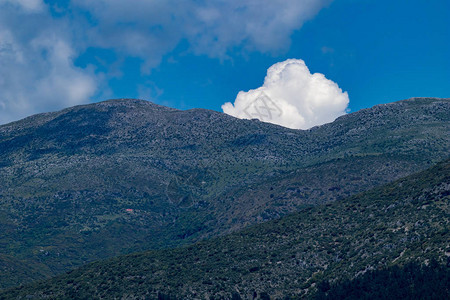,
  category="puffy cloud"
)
[0,3,98,124]
[222,59,349,129]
